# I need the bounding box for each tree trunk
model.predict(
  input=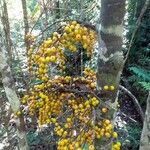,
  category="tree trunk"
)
[0,48,29,150]
[55,0,60,19]
[21,0,29,50]
[96,0,126,149]
[97,0,126,101]
[0,0,13,62]
[140,92,150,150]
